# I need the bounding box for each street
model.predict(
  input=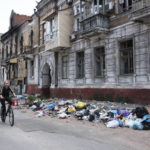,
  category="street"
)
[0,109,149,150]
